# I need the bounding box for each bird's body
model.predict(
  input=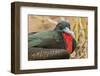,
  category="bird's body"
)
[28,21,77,60]
[28,30,65,49]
